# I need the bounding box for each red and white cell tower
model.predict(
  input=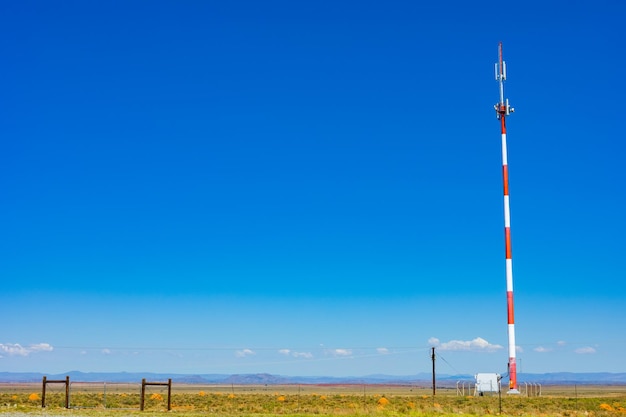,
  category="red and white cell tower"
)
[494,42,520,394]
